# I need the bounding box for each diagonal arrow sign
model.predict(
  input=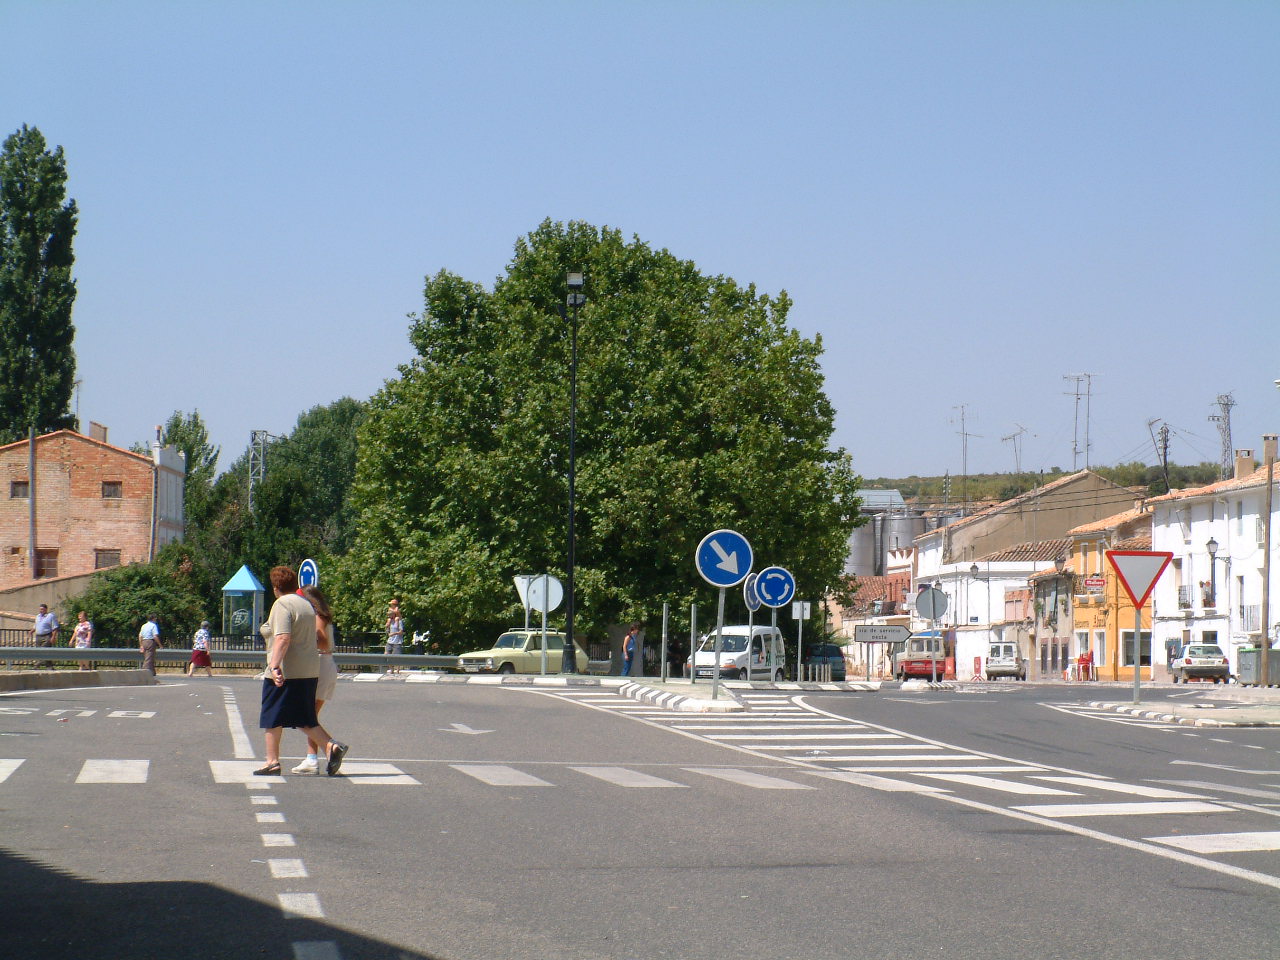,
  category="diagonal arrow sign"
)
[440,722,494,735]
[709,538,739,575]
